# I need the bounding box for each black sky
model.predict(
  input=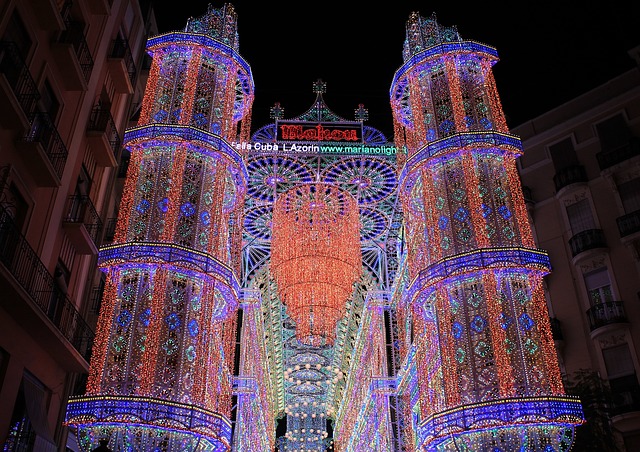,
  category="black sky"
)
[150,1,640,140]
